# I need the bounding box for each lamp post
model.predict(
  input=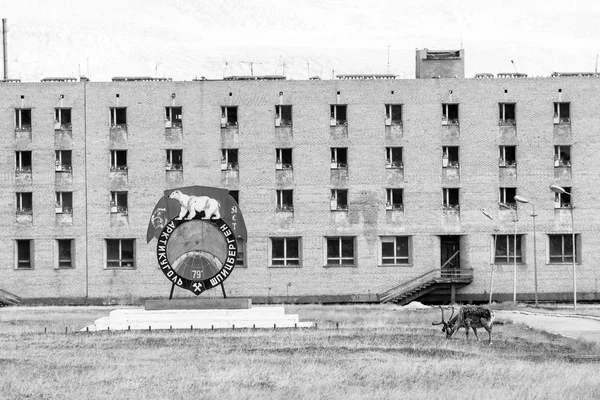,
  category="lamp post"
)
[500,202,518,303]
[514,195,538,306]
[549,184,576,311]
[481,208,498,305]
